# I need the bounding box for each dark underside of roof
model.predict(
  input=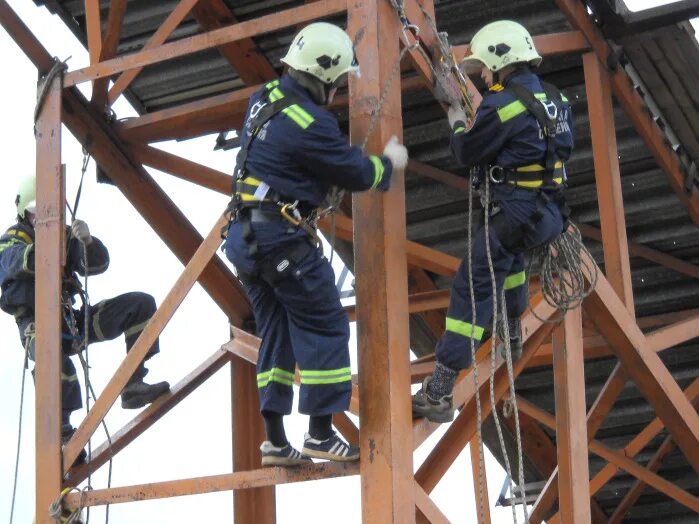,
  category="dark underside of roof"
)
[33,0,699,521]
